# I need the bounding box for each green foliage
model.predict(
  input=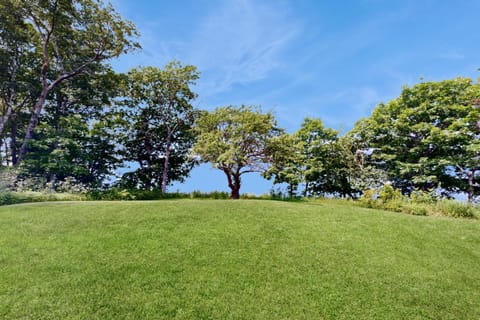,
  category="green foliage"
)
[118,61,200,191]
[351,78,480,200]
[86,189,178,200]
[359,189,378,208]
[263,133,302,196]
[356,184,476,218]
[0,191,85,205]
[1,0,137,188]
[410,189,437,204]
[0,168,19,191]
[21,110,121,190]
[266,118,361,198]
[4,0,140,162]
[378,184,403,202]
[0,192,21,205]
[190,190,230,199]
[86,189,234,201]
[436,200,475,218]
[401,203,428,216]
